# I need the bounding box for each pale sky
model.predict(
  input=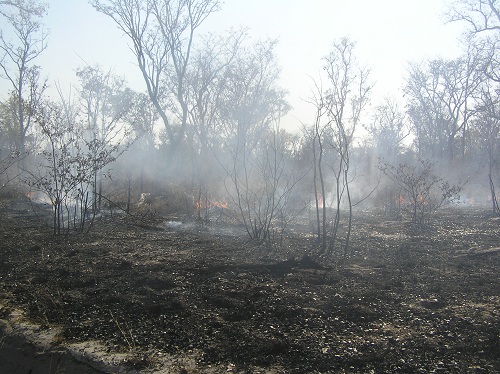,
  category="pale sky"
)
[5,0,466,131]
